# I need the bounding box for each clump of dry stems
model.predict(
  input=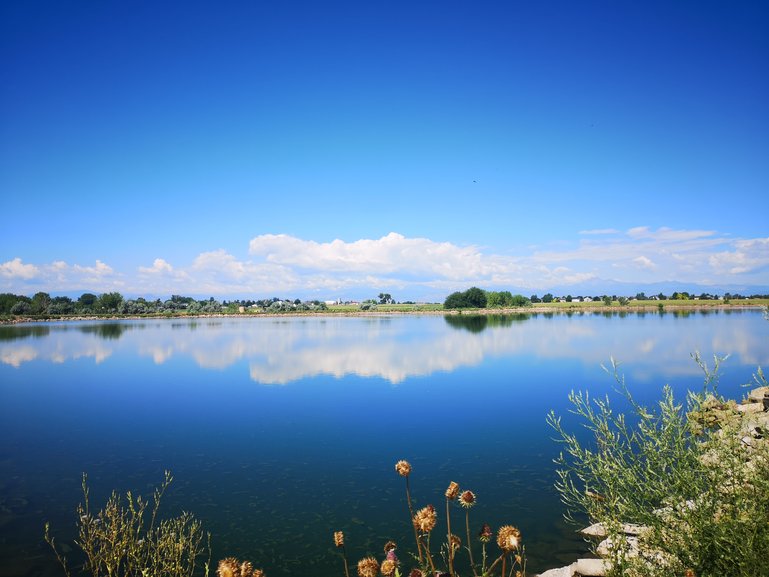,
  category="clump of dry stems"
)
[334,460,526,577]
[45,471,211,577]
